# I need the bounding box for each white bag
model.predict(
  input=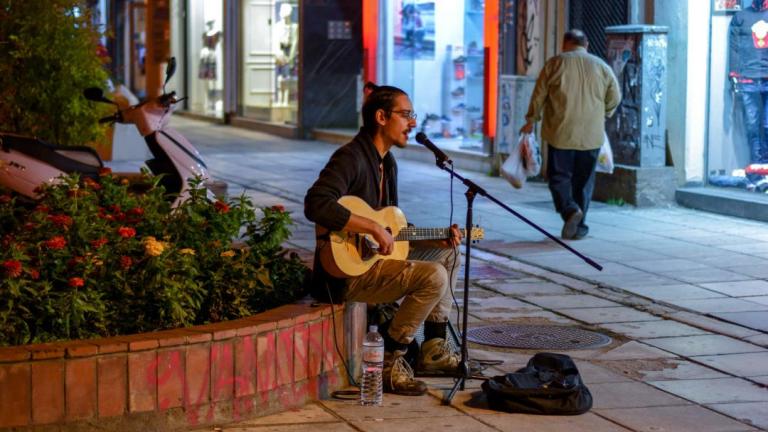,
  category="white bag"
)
[596,132,614,174]
[520,133,541,177]
[501,133,540,189]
